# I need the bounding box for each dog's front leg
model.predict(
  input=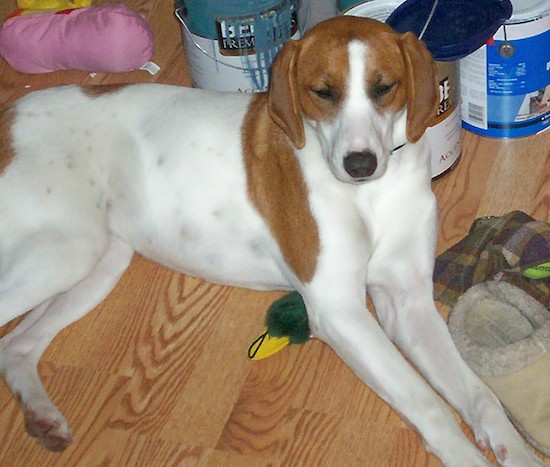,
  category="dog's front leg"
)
[368,269,545,467]
[301,281,490,467]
